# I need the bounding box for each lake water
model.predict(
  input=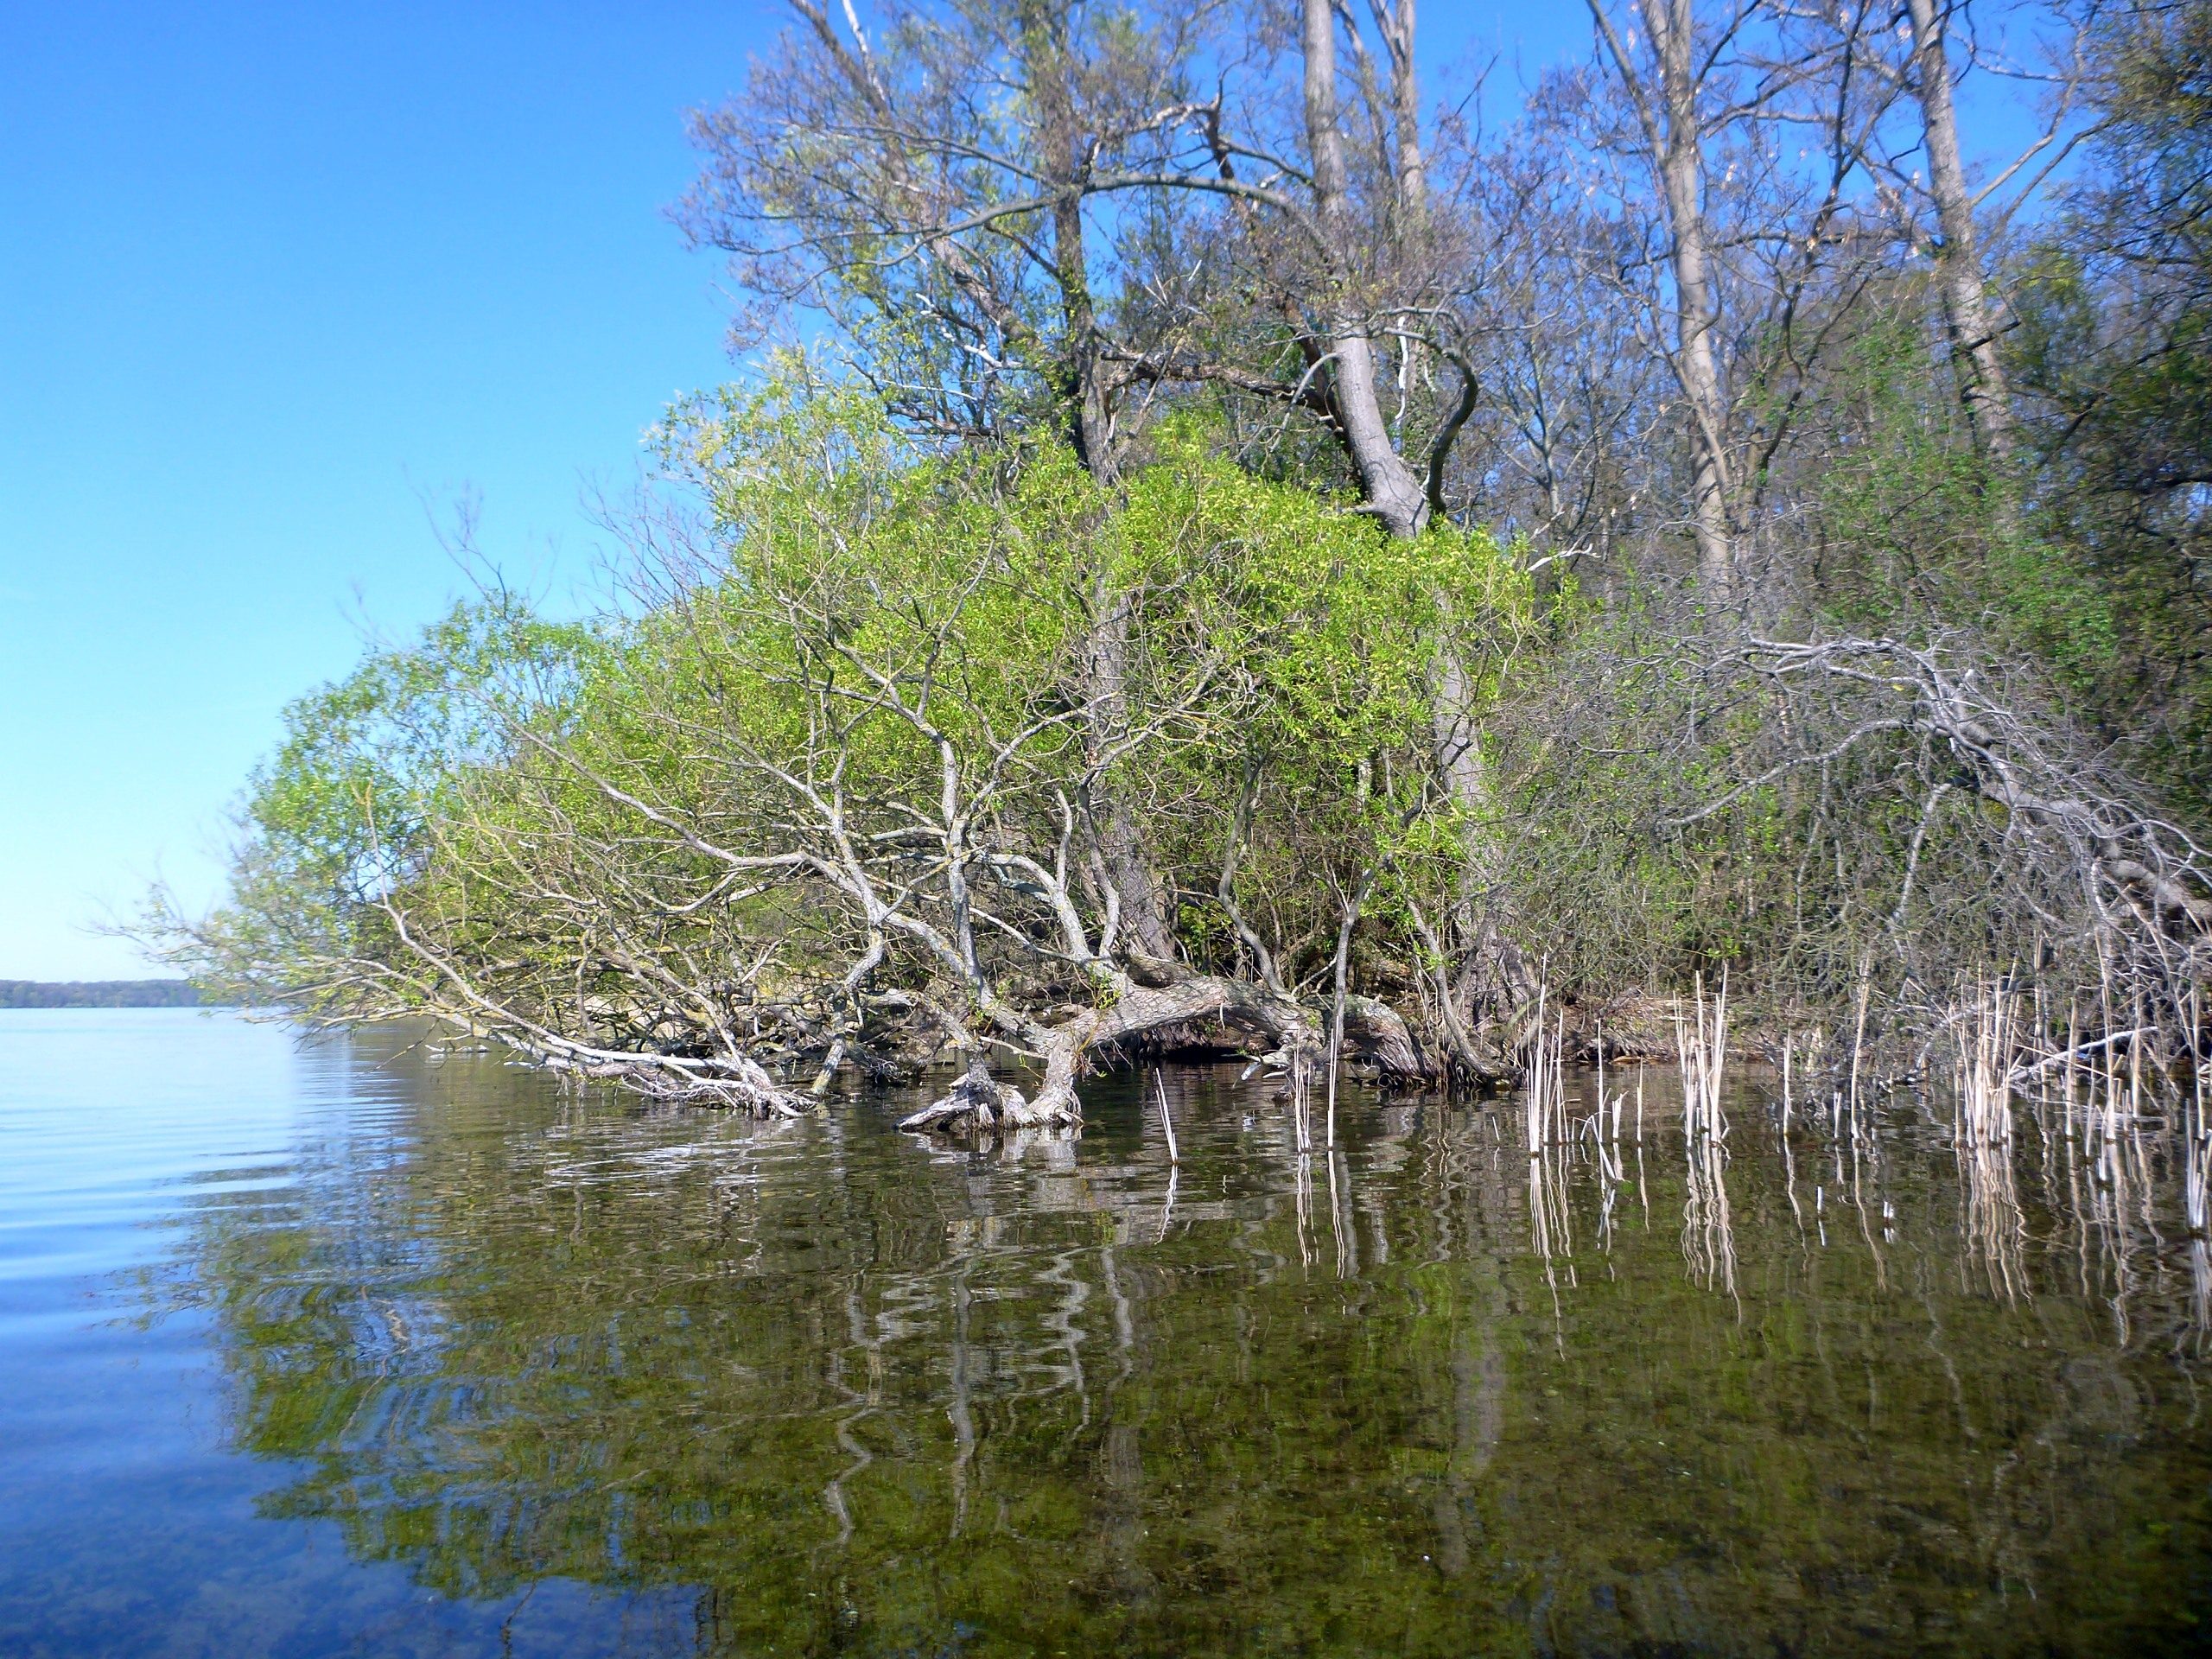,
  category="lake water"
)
[2,1009,2208,1655]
